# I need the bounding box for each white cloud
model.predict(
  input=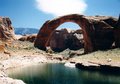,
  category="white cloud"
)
[36,0,87,16]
